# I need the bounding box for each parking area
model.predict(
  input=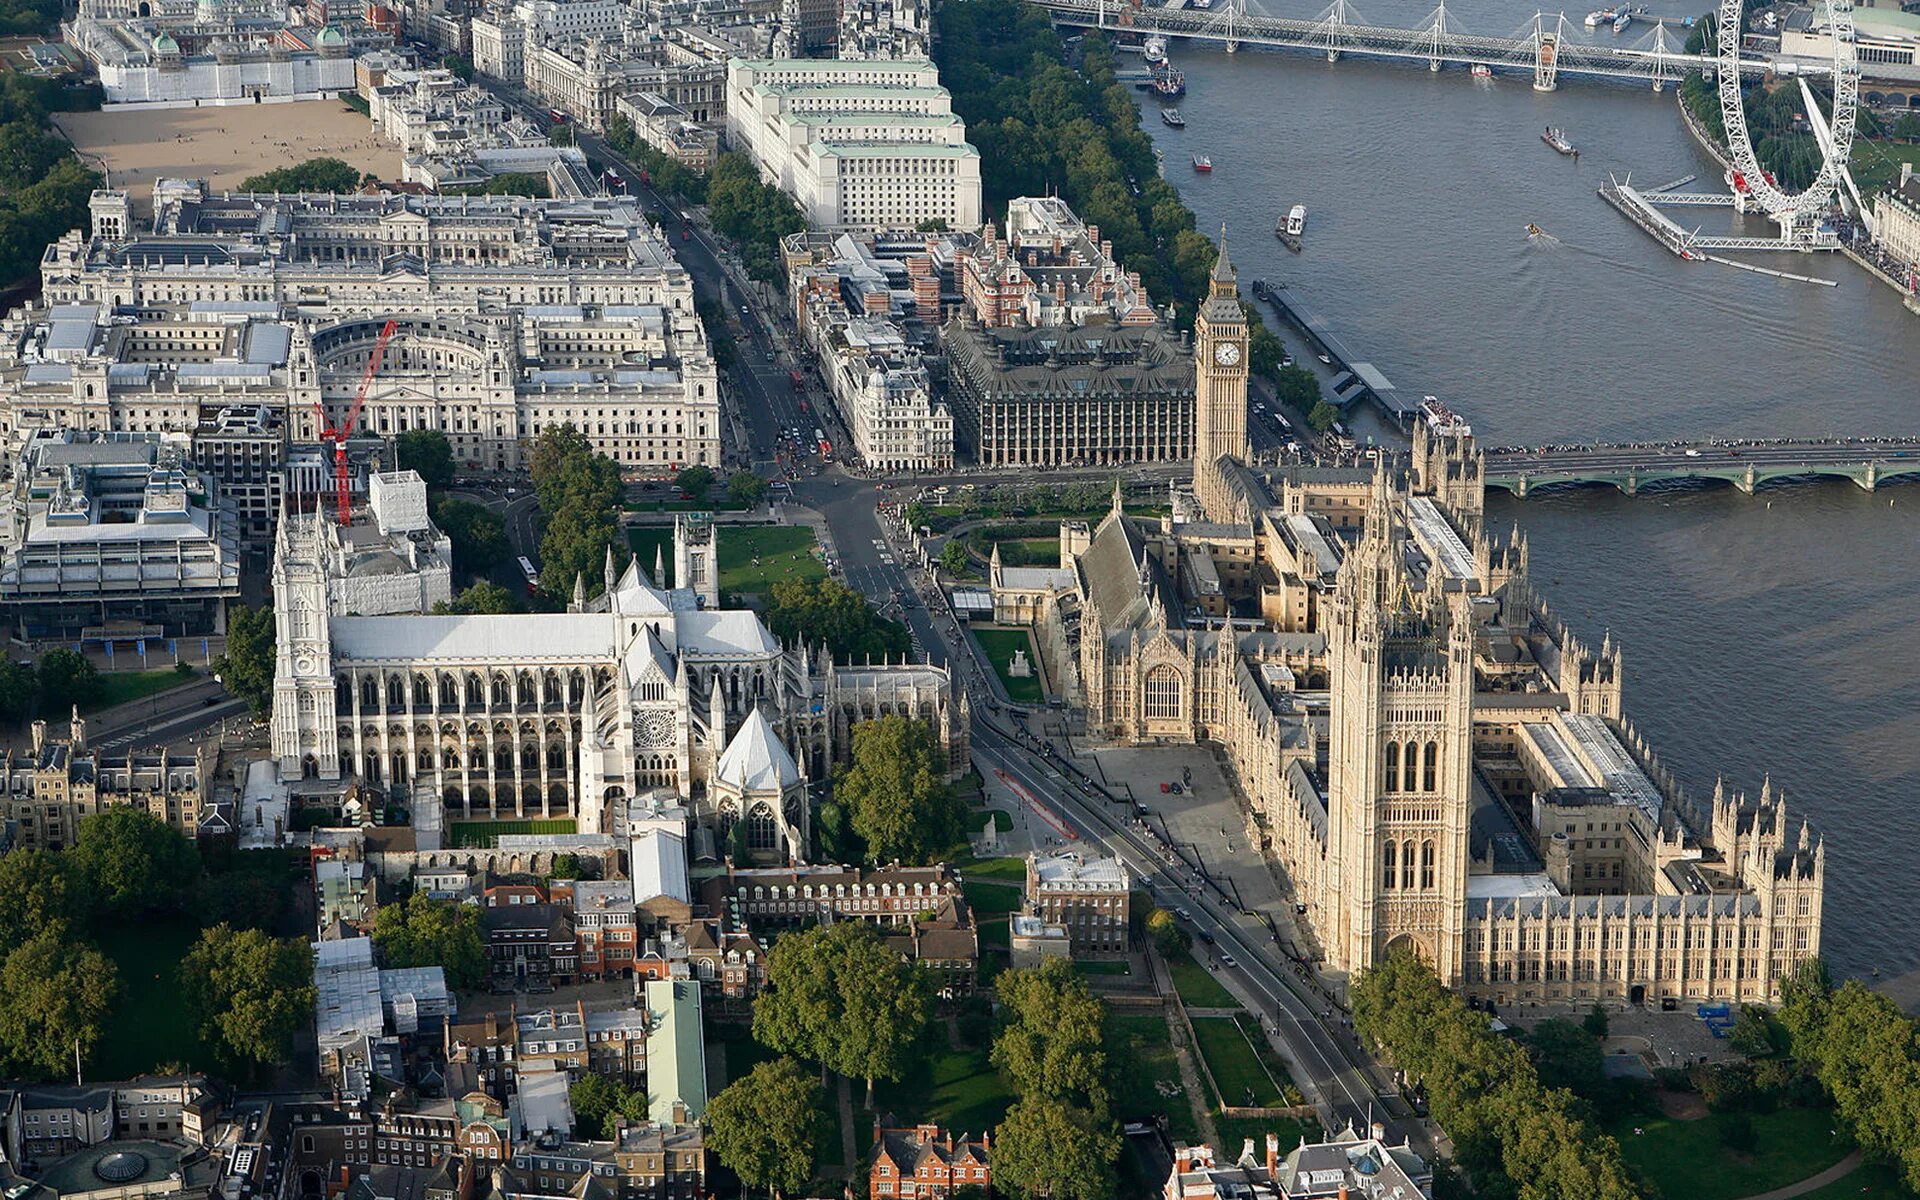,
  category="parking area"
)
[1504,1003,1742,1070]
